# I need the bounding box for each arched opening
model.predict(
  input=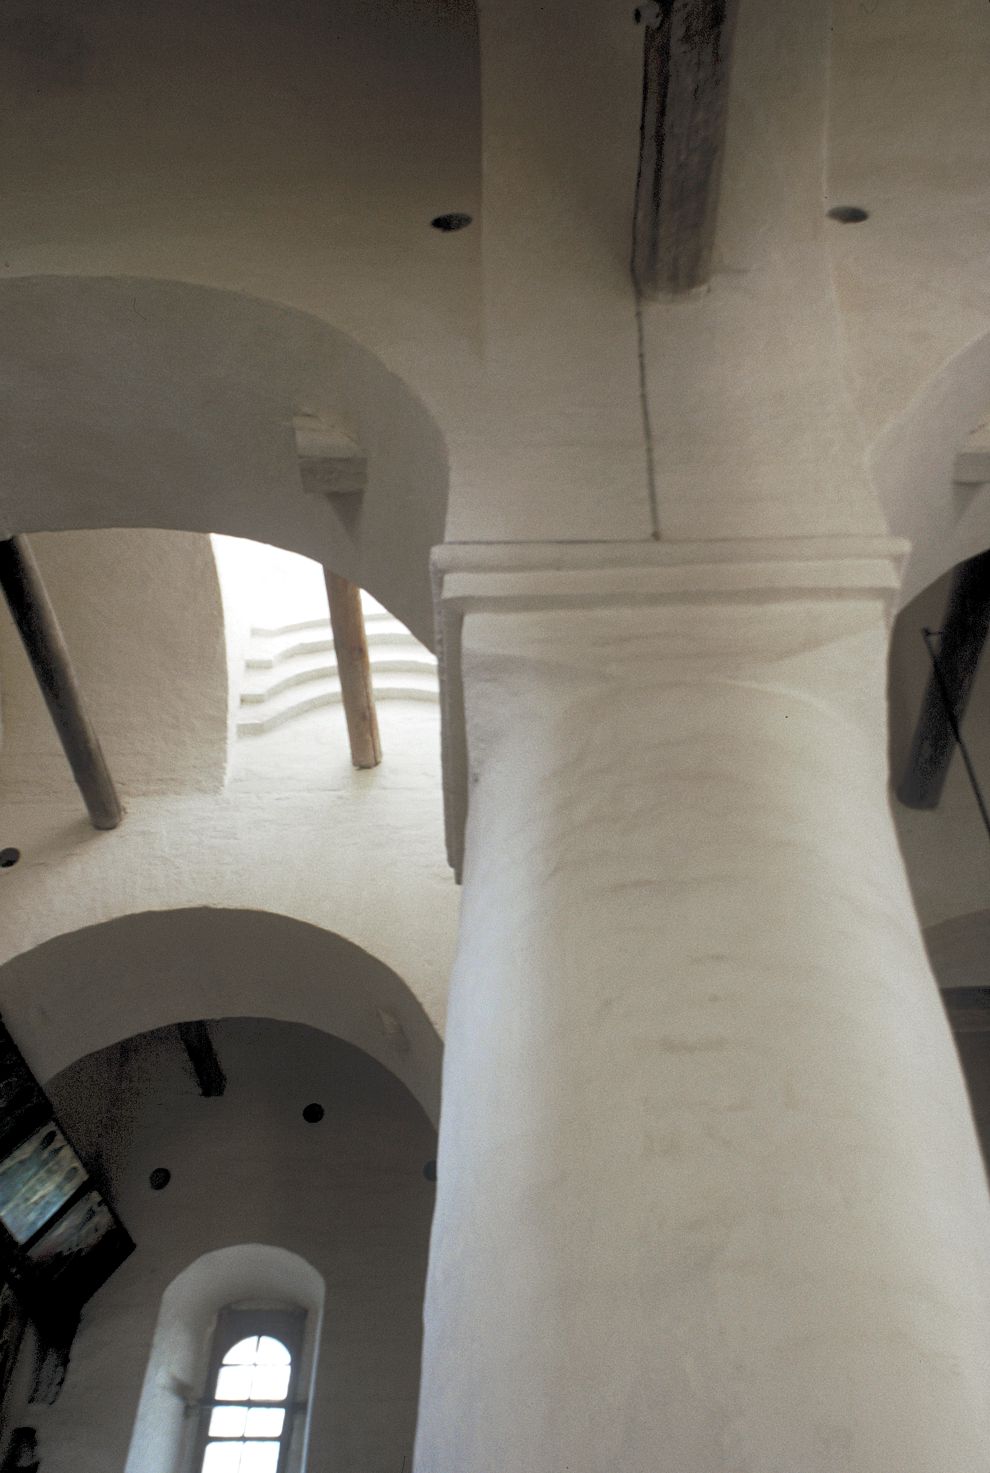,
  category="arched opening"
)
[125,1244,325,1473]
[198,1324,299,1473]
[0,276,449,649]
[0,909,444,1124]
[5,1014,439,1472]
